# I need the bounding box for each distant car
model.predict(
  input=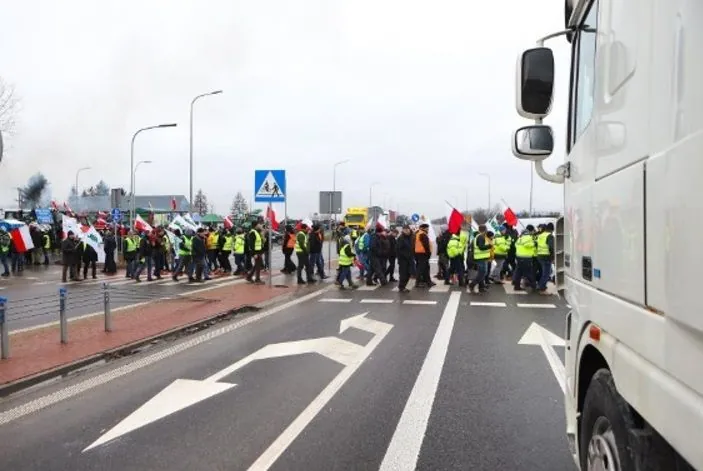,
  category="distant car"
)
[270,231,283,244]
